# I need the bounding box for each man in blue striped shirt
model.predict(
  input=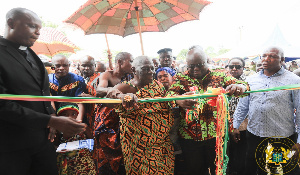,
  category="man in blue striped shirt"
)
[233,46,300,175]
